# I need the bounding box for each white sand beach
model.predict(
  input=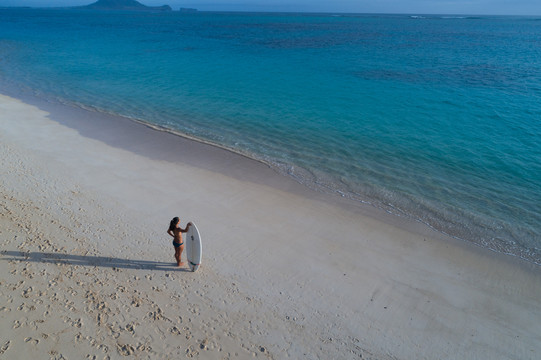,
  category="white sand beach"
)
[1,92,540,359]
